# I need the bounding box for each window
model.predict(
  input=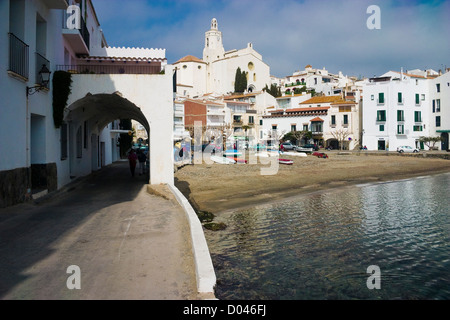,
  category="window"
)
[379,124,384,132]
[331,115,336,125]
[343,114,349,125]
[398,92,403,104]
[421,94,425,101]
[397,124,404,135]
[436,116,441,127]
[291,124,296,132]
[415,94,420,105]
[76,126,82,158]
[248,116,254,124]
[397,110,404,121]
[436,83,440,92]
[377,110,386,121]
[371,95,374,101]
[61,123,68,160]
[413,125,423,132]
[259,119,263,125]
[272,124,277,130]
[436,99,441,112]
[432,100,436,113]
[378,92,384,104]
[414,111,422,122]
